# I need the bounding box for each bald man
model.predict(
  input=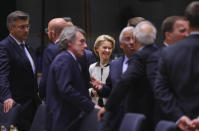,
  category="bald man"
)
[39,18,73,99]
